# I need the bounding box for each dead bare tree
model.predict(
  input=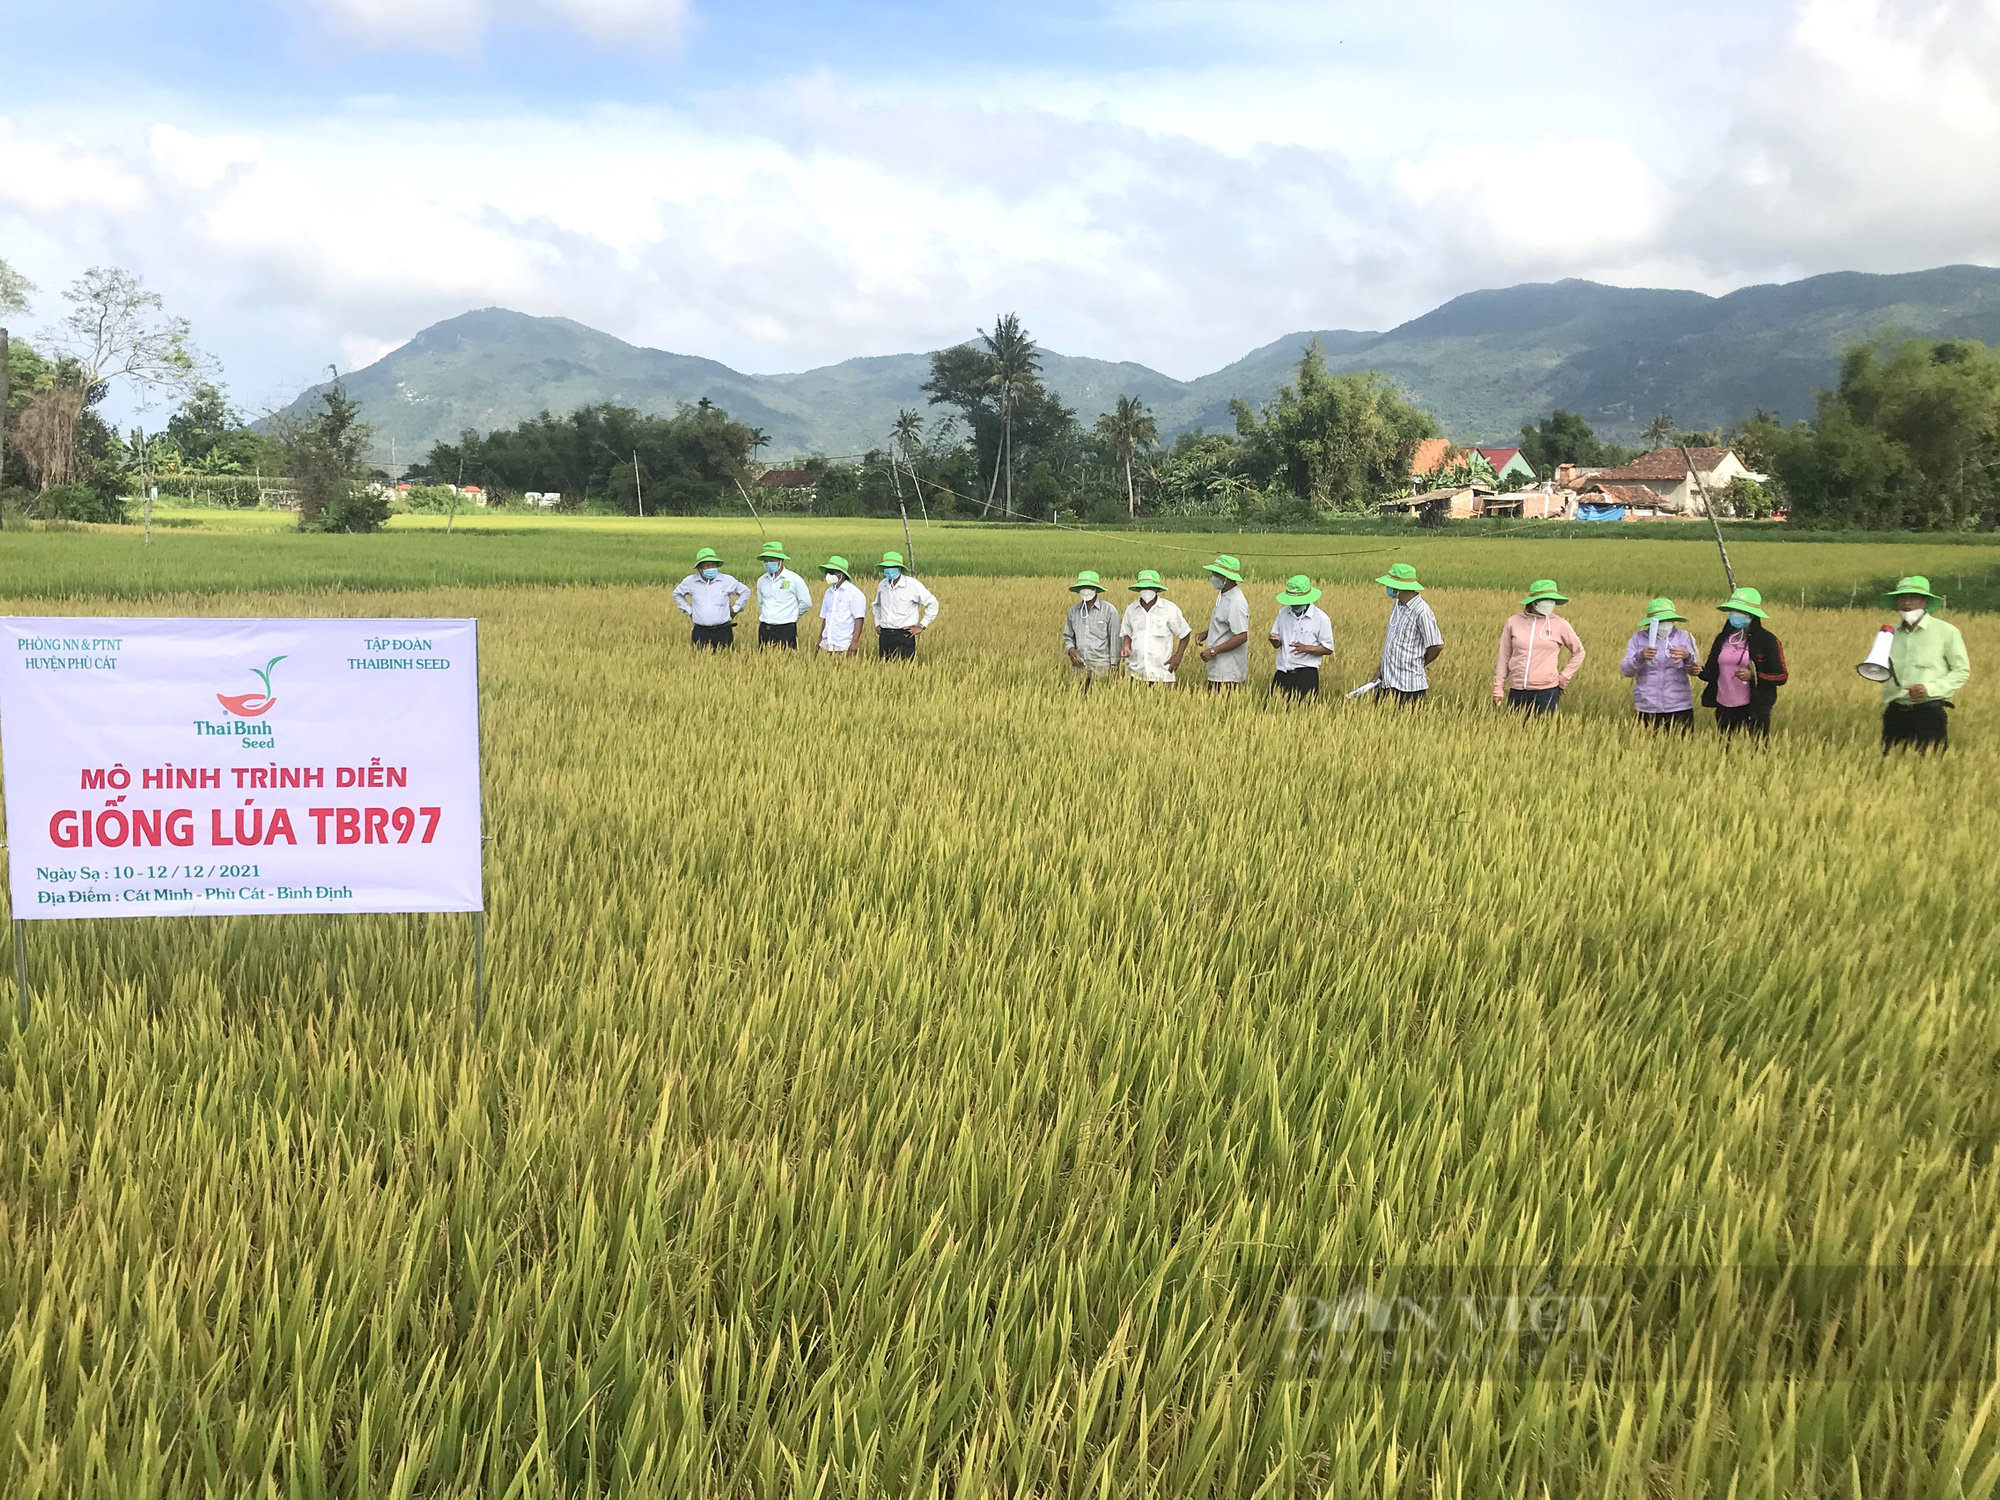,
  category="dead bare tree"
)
[16,384,87,490]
